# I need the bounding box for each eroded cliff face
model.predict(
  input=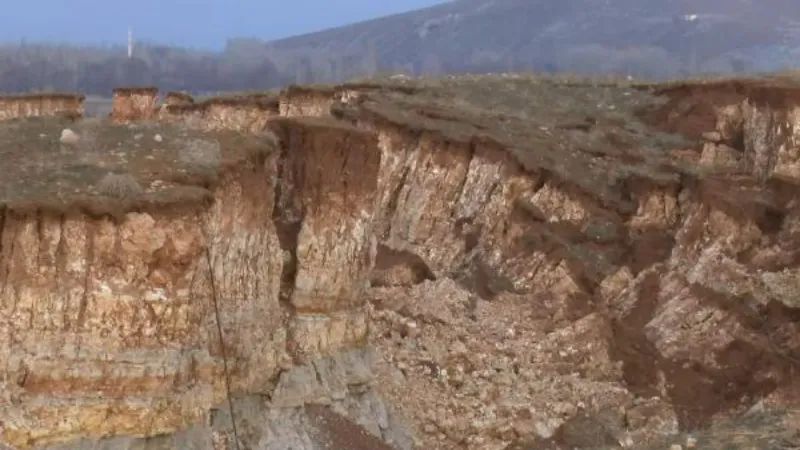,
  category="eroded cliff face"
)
[650,80,800,183]
[110,87,159,121]
[0,117,401,449]
[0,94,84,121]
[278,86,335,118]
[262,78,800,449]
[1,77,798,450]
[160,96,279,134]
